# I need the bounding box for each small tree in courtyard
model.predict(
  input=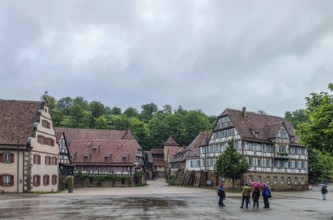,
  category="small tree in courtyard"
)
[214,139,249,188]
